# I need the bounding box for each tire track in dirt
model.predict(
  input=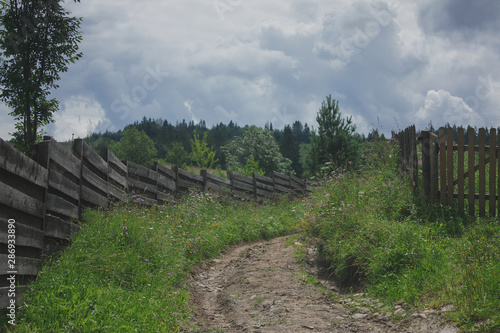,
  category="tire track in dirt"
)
[187,236,458,333]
